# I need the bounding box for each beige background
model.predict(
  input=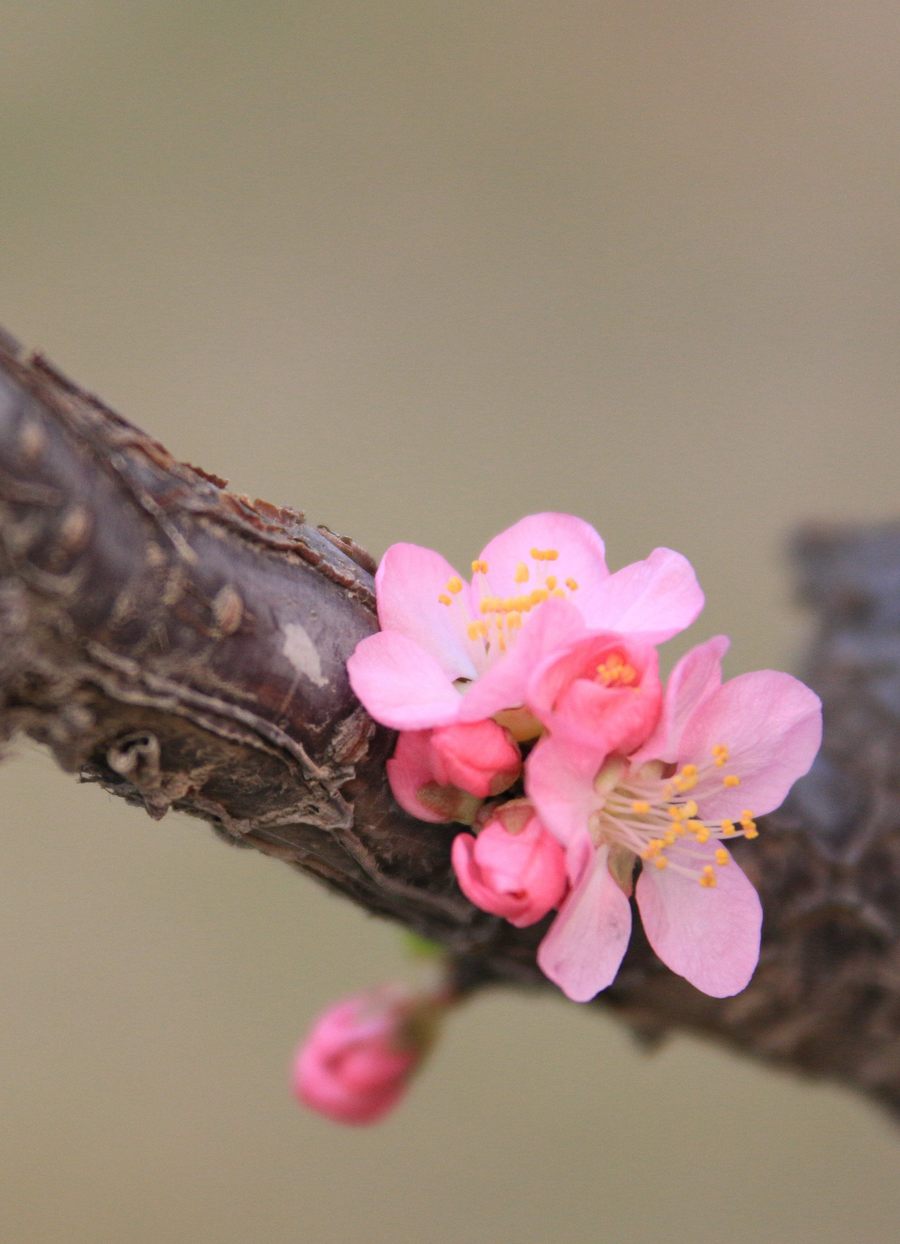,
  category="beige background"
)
[2,3,899,1241]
